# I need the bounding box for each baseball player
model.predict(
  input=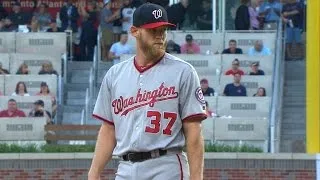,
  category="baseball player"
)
[89,3,207,180]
